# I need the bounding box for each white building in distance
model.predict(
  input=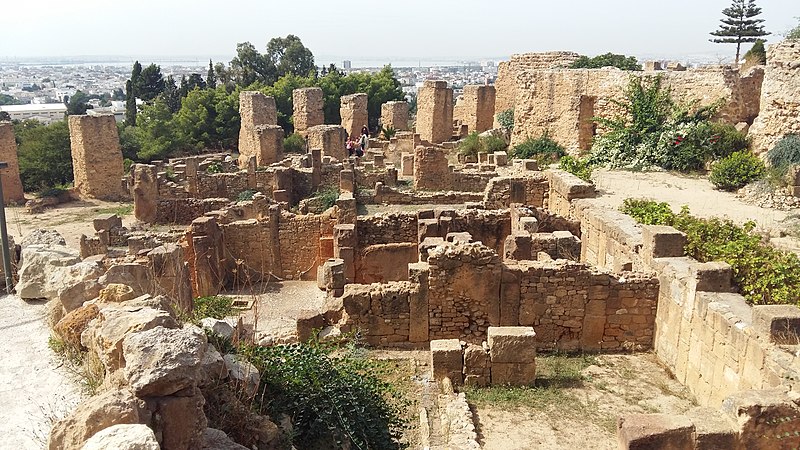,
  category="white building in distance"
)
[0,103,67,124]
